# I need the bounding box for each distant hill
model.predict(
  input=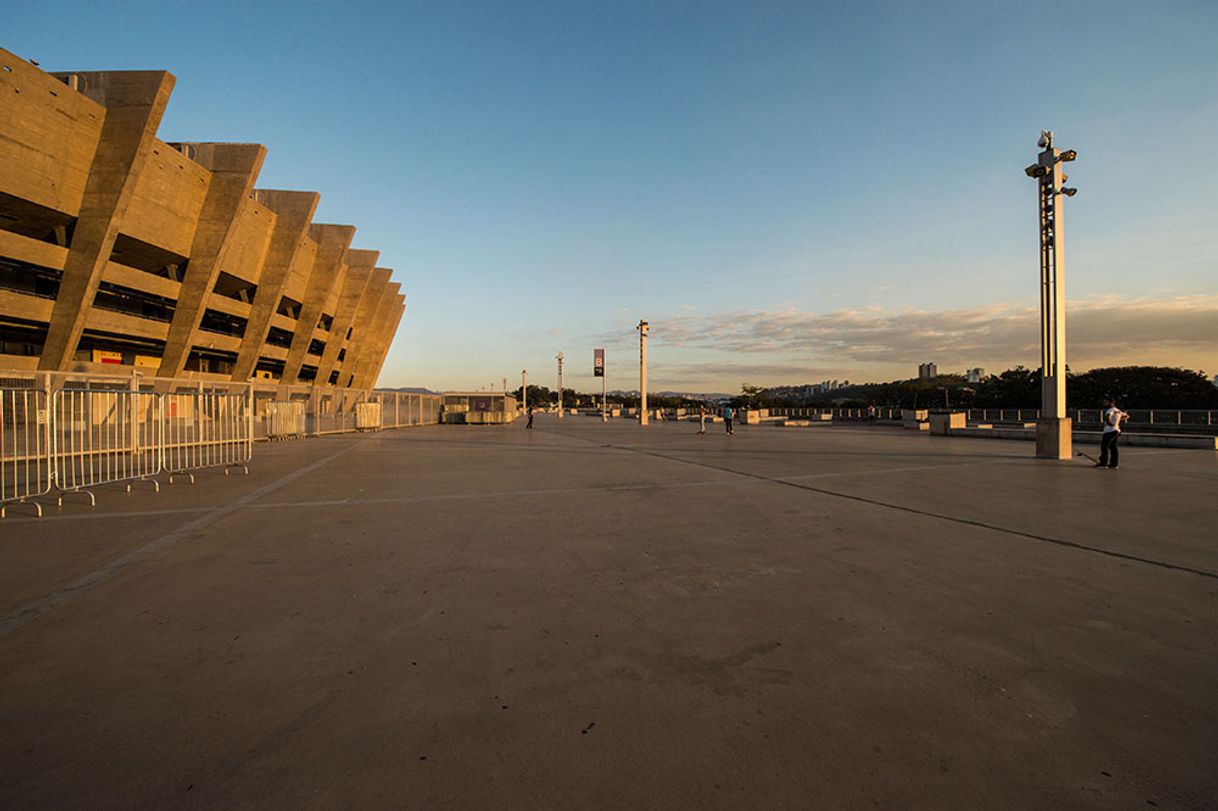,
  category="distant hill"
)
[381,386,439,395]
[607,389,733,400]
